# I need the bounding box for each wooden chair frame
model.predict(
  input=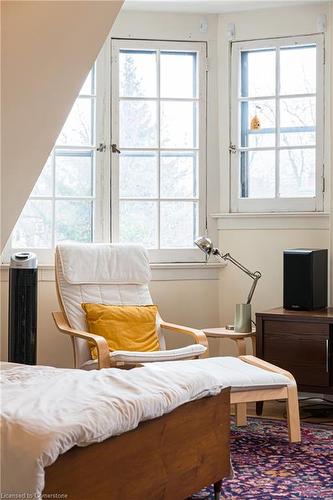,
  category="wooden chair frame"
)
[52,311,208,368]
[43,388,231,500]
[53,254,208,369]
